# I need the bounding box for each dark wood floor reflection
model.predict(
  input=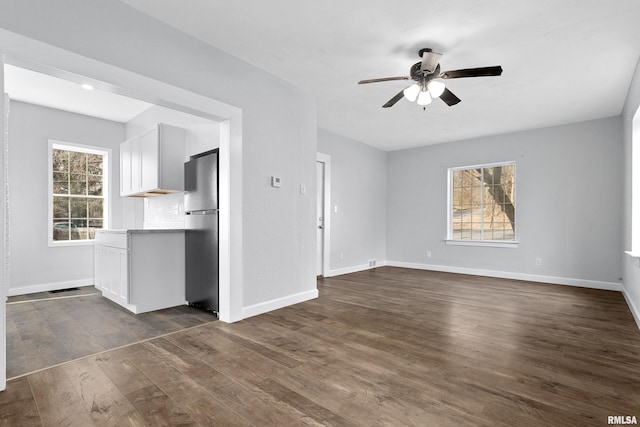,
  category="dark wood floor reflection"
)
[1,268,639,426]
[6,286,216,378]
